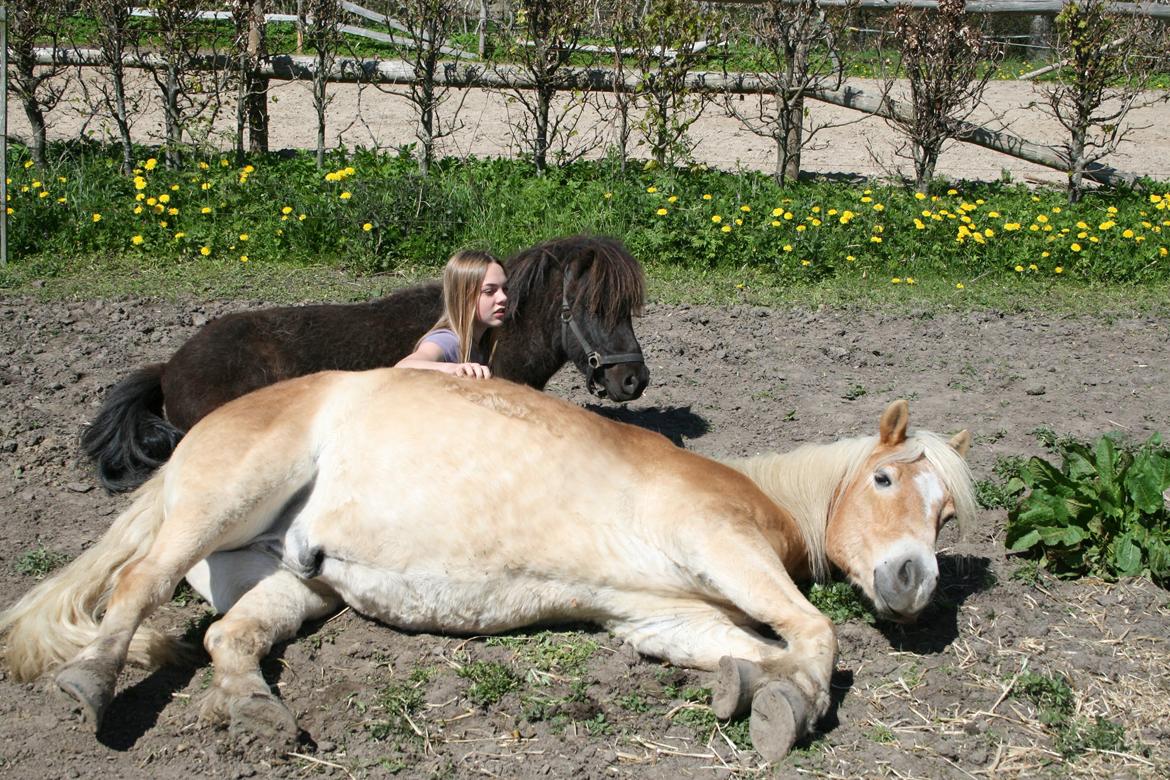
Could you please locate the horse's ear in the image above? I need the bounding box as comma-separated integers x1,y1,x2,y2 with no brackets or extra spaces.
879,399,910,446
949,430,972,458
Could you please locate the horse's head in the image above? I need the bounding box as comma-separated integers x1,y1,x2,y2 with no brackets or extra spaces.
825,400,975,623
508,236,649,402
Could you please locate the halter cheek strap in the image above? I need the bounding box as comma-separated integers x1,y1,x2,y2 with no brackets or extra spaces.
560,272,644,397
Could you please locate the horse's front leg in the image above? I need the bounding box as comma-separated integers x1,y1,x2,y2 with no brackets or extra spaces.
605,589,831,761
199,568,340,744
681,537,839,759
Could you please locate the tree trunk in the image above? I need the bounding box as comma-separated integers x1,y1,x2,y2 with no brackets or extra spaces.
247,1,269,153
19,96,49,171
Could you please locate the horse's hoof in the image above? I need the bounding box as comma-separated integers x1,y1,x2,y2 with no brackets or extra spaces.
55,659,119,731
749,681,806,762
227,692,299,745
711,656,766,720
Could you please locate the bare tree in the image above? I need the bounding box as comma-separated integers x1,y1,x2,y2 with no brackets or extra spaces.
1037,0,1170,202
880,0,1000,193
5,0,76,170
596,0,637,171
722,0,852,183
231,0,270,161
80,0,138,174
380,0,470,176
135,1,233,167
492,0,592,173
301,0,346,168
627,0,723,167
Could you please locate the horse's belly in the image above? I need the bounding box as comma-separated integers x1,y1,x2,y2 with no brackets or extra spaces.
318,558,602,633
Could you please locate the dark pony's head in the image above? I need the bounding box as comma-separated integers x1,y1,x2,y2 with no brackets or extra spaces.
505,235,649,401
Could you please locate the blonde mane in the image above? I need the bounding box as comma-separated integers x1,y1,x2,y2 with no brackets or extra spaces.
723,430,977,583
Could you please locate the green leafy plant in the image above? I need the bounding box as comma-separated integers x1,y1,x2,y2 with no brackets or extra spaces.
1012,670,1127,759
1005,433,1170,585
458,660,520,706
14,546,69,579
806,581,876,623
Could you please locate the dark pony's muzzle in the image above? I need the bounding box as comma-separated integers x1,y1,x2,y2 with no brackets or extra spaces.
586,353,649,401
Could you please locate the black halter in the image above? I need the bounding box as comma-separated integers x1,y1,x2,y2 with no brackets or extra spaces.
560,271,644,398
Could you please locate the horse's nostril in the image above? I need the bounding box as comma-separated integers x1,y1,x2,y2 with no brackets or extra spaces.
898,558,916,588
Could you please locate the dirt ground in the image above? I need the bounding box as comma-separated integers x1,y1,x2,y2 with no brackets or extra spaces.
1,292,1169,779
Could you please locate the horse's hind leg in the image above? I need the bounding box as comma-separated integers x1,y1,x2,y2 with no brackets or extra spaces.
55,544,198,730
199,569,339,744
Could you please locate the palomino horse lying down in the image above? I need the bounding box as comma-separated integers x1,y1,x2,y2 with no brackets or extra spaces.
0,372,974,760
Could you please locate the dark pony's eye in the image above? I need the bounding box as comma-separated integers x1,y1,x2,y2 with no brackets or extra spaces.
874,472,891,488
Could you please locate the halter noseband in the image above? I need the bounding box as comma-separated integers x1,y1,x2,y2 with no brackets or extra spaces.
561,271,644,398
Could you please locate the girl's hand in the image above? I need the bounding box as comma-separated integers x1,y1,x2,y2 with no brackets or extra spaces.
448,362,492,379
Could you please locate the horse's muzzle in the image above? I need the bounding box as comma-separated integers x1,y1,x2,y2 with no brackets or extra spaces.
873,551,938,622
591,360,649,402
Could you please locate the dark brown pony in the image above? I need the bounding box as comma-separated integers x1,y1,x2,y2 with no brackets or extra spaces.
82,234,648,493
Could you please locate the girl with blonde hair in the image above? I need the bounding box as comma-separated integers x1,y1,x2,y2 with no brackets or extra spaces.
396,249,508,378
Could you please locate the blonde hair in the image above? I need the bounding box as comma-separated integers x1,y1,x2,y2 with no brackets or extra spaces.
420,249,503,363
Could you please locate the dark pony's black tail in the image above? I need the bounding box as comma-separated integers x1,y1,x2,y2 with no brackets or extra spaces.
80,363,185,493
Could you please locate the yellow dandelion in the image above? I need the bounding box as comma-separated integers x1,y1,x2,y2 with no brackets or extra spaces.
199,162,210,170
955,282,965,289
343,167,355,177
873,203,885,212
363,222,373,231
243,165,255,174
783,245,793,252
668,196,678,203
946,189,958,196
711,214,722,223
240,255,249,262
735,218,743,226
740,205,751,213
282,206,293,215
1122,229,1135,238
201,182,212,191
702,194,712,201
892,277,903,284
1015,265,1024,272
131,235,144,245
200,246,211,256
1054,266,1063,273
174,232,186,240
870,236,882,244
144,158,158,171
914,192,926,200
770,220,781,227
914,219,926,230
159,194,170,204
801,259,811,266
721,225,732,233
239,233,249,241
604,192,612,200
772,207,783,217
340,191,352,200
656,208,668,216
646,186,657,193
133,206,143,215
1036,214,1049,224
201,207,212,214
92,213,102,223
133,177,147,190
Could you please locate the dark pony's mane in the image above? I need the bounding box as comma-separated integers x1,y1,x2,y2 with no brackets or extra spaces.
506,235,646,330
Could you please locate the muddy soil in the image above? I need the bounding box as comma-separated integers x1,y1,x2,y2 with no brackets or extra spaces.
1,292,1168,779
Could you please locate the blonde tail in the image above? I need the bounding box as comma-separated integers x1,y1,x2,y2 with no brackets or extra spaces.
0,475,179,681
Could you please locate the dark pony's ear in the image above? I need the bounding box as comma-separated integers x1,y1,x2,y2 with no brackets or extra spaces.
879,399,910,446
949,430,972,458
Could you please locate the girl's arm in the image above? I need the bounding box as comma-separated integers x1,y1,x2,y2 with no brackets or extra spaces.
396,342,492,378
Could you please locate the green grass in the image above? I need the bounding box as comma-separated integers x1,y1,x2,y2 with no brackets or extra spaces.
4,142,1169,309
805,581,876,624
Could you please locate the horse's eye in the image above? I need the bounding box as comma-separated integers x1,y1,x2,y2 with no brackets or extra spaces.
874,472,891,488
